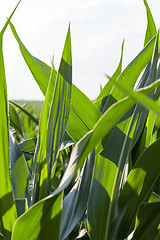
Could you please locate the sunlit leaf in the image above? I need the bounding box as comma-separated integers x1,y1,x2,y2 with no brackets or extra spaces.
9,22,101,142
32,24,72,202
11,193,63,240
0,1,21,238
9,103,23,137
143,0,157,47
95,40,124,111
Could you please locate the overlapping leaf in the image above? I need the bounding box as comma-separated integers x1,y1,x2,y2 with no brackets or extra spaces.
9,132,29,200
0,2,21,239
52,75,160,199
60,151,95,240
9,103,23,137
9,22,101,143
11,193,63,240
112,138,160,239
10,101,39,125
32,24,72,202
94,40,124,111
132,199,160,240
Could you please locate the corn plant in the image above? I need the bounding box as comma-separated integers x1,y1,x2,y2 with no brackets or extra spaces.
1,0,160,239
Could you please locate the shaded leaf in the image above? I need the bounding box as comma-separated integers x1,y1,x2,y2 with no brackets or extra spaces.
132,199,160,240
9,132,30,205
112,138,160,239
60,151,95,240
51,77,160,240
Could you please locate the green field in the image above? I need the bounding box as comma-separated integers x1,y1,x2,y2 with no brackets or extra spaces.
15,100,43,115
1,0,160,240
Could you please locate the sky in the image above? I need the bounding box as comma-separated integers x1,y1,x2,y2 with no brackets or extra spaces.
0,0,160,100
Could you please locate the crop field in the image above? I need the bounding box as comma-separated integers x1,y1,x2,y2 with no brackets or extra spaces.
1,0,160,240
15,101,43,115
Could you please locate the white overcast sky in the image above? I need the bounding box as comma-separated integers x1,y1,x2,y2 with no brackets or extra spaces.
0,0,160,100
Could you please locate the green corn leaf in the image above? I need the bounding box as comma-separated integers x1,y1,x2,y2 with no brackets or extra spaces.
95,40,124,111
92,38,159,238
14,199,28,219
90,39,159,228
143,44,160,148
53,33,160,200
132,199,160,240
51,77,160,234
108,76,160,117
9,21,56,99
0,2,21,238
19,137,37,161
88,154,118,240
59,133,75,151
52,81,157,198
60,151,95,240
32,24,72,202
9,132,30,203
11,193,63,240
131,44,159,153
145,103,160,148
9,22,101,142
102,35,156,113
9,103,23,137
148,192,160,203
53,37,160,239
67,86,101,141
10,101,39,125
118,30,159,166
108,33,160,119
1,0,21,36
112,137,160,239
143,0,157,47
0,34,15,239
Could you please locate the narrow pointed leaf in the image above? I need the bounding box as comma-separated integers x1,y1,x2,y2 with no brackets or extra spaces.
10,101,39,125
9,103,23,137
95,40,124,111
108,75,160,119
32,24,72,201
143,0,157,47
0,3,22,236
9,22,101,142
102,36,156,113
